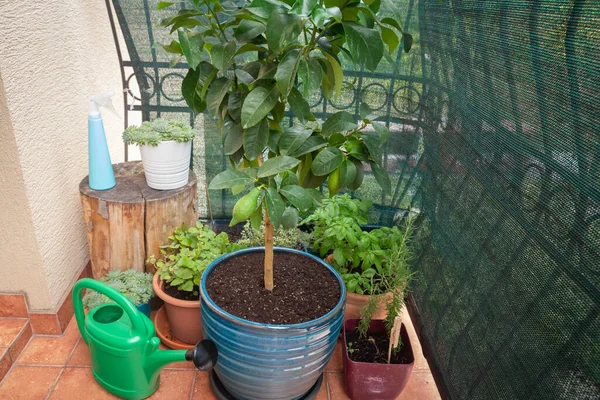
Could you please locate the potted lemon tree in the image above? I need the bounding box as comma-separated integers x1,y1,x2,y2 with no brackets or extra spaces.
158,0,411,398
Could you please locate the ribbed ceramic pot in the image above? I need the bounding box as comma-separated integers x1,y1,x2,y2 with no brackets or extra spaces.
140,140,191,190
200,247,346,400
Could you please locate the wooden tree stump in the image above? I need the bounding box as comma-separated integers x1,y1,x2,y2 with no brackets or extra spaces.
80,161,198,279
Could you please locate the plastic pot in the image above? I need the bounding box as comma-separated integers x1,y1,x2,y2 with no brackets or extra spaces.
140,140,191,190
136,298,152,318
200,247,346,400
152,273,203,344
343,319,414,400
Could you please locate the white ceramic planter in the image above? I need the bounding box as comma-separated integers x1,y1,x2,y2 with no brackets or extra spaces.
140,140,192,190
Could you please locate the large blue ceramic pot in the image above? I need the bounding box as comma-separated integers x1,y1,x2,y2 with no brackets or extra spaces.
200,247,346,400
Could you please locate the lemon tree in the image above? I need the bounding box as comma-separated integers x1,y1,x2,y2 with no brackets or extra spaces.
159,0,412,290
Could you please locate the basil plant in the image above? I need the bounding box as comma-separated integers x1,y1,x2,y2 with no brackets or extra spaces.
159,0,411,290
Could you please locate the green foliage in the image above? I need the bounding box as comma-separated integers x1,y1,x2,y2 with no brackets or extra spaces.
82,269,154,309
305,194,414,296
237,221,312,249
122,118,197,146
148,222,241,294
157,0,411,229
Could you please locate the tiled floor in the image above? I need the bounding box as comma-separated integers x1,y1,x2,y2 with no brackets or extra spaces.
0,310,441,399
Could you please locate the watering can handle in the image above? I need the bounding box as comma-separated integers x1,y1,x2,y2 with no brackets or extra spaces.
72,278,147,345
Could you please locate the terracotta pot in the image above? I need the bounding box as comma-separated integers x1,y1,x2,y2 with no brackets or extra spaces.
152,273,202,344
153,305,194,350
343,319,414,399
324,255,393,321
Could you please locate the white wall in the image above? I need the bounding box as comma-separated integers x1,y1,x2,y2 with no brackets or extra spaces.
0,0,124,310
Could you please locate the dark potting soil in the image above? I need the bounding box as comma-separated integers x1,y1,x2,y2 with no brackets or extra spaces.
346,329,412,364
213,224,243,242
206,252,341,324
163,284,199,301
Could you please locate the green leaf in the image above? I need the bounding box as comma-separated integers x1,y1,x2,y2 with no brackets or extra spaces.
290,0,317,16
222,119,244,155
279,127,312,156
236,43,267,56
343,22,383,72
287,136,327,158
235,70,256,86
306,187,325,205
257,156,301,178
339,158,357,188
312,147,344,176
372,122,390,145
381,26,399,56
258,62,278,81
322,111,356,137
206,77,230,115
266,8,301,54
321,52,343,100
211,41,236,71
156,1,173,9
324,0,344,7
362,131,382,166
381,17,403,33
182,68,205,114
209,169,253,190
279,185,312,210
359,103,372,120
249,207,263,230
241,85,280,129
228,91,244,121
281,207,299,229
348,159,364,190
180,281,194,291
298,58,323,99
288,87,313,123
247,0,291,19
312,6,328,28
234,20,266,41
162,40,182,54
275,49,302,98
370,161,391,194
243,118,270,160
281,171,299,187
403,33,413,53
178,30,203,69
265,187,285,229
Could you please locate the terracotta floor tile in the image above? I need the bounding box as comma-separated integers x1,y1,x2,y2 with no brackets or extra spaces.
398,370,442,400
402,308,430,371
48,367,119,399
191,371,218,400
165,359,196,369
0,347,11,382
8,321,32,363
29,313,60,335
147,369,195,399
0,365,61,399
17,318,79,365
314,374,329,400
0,294,28,318
325,372,350,400
325,339,343,372
0,318,28,347
66,338,91,366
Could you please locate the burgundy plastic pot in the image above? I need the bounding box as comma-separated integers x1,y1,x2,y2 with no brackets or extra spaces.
343,319,414,400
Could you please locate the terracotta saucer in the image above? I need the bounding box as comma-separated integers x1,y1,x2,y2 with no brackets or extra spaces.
153,305,194,350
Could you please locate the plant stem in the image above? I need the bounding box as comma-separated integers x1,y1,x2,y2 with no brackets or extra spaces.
264,210,274,291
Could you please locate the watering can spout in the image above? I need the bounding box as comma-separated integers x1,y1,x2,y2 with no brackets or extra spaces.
145,339,218,377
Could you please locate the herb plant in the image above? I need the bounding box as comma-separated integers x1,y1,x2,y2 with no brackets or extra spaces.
237,221,312,249
82,269,154,309
122,118,197,146
148,222,241,294
158,0,411,290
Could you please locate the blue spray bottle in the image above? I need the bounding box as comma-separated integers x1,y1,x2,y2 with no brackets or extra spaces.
88,91,117,190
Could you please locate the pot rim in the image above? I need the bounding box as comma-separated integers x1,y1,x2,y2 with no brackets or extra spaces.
343,318,415,367
139,140,193,146
201,246,347,329
153,273,200,308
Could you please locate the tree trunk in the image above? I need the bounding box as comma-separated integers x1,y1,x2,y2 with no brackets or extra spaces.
264,212,274,291
80,161,198,279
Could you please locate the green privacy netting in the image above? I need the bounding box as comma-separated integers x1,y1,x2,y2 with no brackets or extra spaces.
110,0,599,398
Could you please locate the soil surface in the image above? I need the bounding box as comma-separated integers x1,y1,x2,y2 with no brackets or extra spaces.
163,284,199,301
213,223,243,242
206,252,341,324
346,329,412,364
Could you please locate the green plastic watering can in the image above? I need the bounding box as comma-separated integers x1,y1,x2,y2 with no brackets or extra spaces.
73,278,217,399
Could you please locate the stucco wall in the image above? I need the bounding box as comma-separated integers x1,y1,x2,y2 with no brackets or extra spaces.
0,1,124,310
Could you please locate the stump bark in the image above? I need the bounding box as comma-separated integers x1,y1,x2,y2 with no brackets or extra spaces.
80,161,198,279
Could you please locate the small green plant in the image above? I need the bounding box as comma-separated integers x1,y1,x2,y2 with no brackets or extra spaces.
237,221,312,250
82,269,154,309
347,342,355,355
122,118,196,146
148,222,241,294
